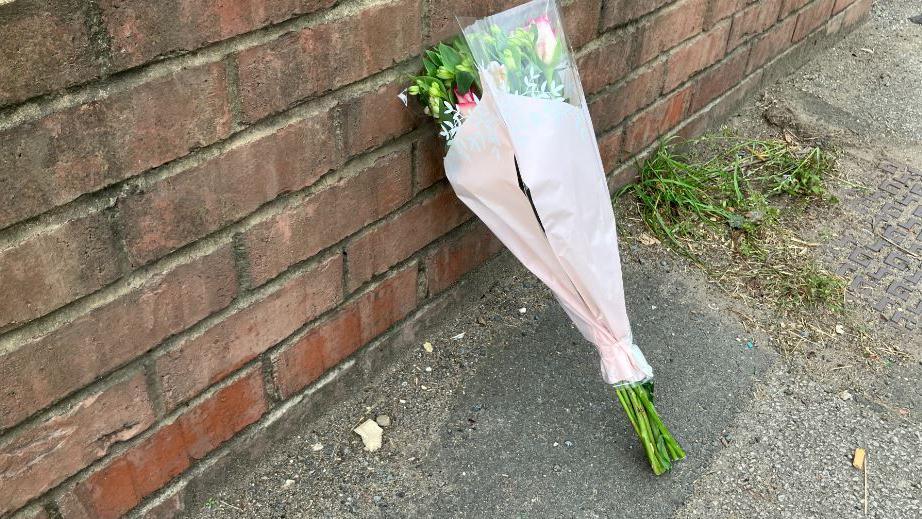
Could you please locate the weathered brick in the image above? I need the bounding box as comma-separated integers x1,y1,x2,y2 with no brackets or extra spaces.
345,185,470,290
0,0,101,107
577,27,636,96
792,0,834,41
59,457,137,519
236,0,422,122
98,0,337,70
832,0,856,15
339,79,423,158
415,132,446,193
689,46,750,113
779,0,811,18
601,0,671,30
598,129,625,173
119,111,338,266
0,211,122,330
623,85,692,154
177,367,268,459
155,254,342,410
747,14,797,73
242,149,412,287
272,265,418,398
664,21,731,92
589,62,664,132
825,8,846,34
0,62,232,230
561,0,602,49
0,373,155,515
138,485,186,519
706,0,747,26
11,505,49,519
841,0,871,29
636,0,708,64
0,245,236,429
428,0,519,43
59,422,190,519
678,68,762,140
727,0,783,49
425,223,502,295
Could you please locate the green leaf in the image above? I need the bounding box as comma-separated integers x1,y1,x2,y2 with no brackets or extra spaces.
426,49,442,67
422,57,436,75
455,70,474,94
439,43,462,68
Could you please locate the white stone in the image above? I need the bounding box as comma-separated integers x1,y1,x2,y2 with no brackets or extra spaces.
354,419,384,451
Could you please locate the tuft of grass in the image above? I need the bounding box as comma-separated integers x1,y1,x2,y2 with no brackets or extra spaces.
619,134,843,311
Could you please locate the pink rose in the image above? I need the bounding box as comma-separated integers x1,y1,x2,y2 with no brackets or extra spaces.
531,15,558,65
454,87,478,117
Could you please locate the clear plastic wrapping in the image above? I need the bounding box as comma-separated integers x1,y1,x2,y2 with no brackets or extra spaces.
445,0,653,385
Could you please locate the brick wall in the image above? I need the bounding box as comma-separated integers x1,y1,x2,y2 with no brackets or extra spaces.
0,0,871,516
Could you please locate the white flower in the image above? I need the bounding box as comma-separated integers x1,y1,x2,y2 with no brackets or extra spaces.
486,61,508,92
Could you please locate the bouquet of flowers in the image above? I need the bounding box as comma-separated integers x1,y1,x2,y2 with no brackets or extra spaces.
405,0,685,474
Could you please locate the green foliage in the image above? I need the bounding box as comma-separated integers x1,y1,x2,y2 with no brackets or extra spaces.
620,134,844,310
408,38,479,125
620,136,835,249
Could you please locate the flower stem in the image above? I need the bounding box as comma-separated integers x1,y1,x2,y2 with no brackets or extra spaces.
614,382,685,475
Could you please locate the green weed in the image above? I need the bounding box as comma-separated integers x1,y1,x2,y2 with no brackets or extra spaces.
620,134,843,311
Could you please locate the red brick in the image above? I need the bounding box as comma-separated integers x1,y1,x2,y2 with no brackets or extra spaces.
0,62,232,230
841,0,871,29
577,27,636,96
0,211,122,330
825,8,846,34
779,0,810,18
664,21,731,92
424,223,502,295
623,85,692,154
155,254,342,410
241,149,412,287
601,0,671,30
98,0,337,70
339,79,423,158
345,185,471,290
272,265,418,397
636,0,709,64
60,422,191,519
0,373,154,515
689,46,750,113
727,0,783,49
793,0,834,41
415,132,446,192
236,0,422,122
561,0,602,49
598,129,625,173
706,0,747,26
119,111,338,266
747,14,796,73
177,367,268,459
832,0,856,15
60,458,137,519
0,246,236,430
0,0,100,106
428,0,520,43
589,62,664,132
679,67,763,140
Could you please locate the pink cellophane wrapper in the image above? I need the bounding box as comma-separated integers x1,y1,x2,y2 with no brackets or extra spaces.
445,0,653,385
